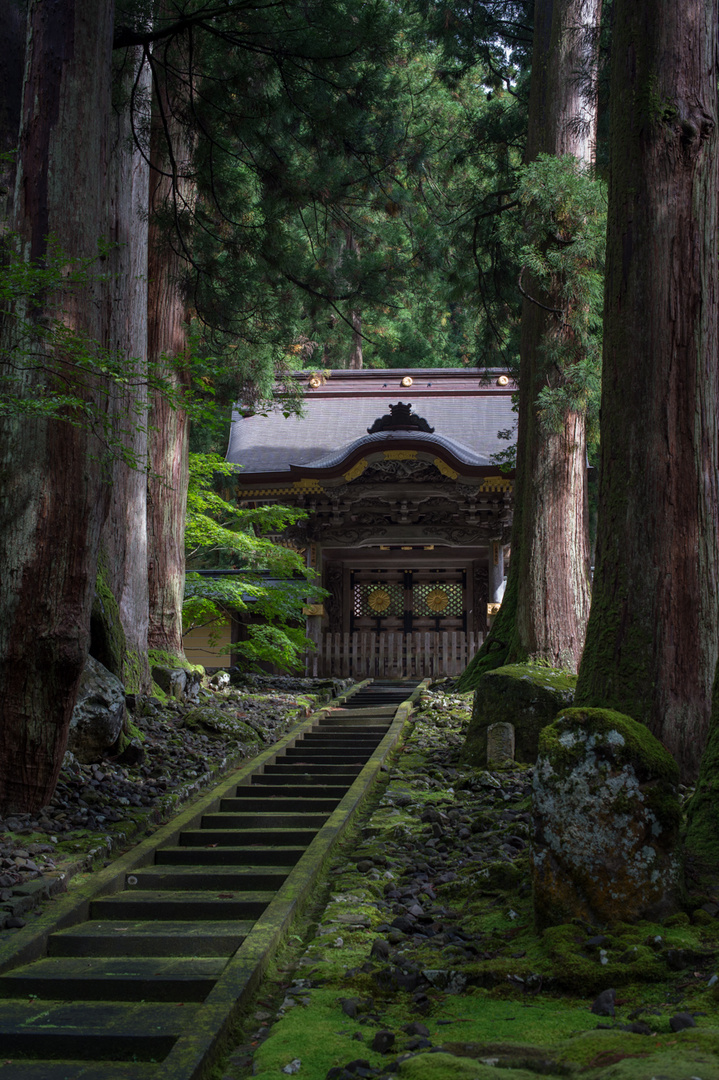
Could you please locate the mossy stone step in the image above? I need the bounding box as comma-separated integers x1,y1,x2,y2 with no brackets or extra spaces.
178,828,318,846
48,919,253,957
126,865,289,890
0,956,227,1002
281,749,374,760
154,844,305,865
0,999,200,1058
252,770,361,783
200,811,329,829
90,889,275,920
239,784,348,798
220,796,341,812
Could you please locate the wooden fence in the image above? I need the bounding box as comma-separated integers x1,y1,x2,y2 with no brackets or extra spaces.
305,631,483,680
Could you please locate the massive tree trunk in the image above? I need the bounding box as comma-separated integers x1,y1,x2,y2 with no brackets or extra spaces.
458,0,599,688
146,79,194,660
0,1,116,813
574,0,719,778
0,0,25,219
99,46,152,692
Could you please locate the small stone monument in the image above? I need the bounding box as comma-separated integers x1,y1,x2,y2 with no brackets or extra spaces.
486,721,515,764
532,707,680,928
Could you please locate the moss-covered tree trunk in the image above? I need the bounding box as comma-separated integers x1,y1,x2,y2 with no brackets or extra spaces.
458,0,598,689
574,0,719,778
146,73,193,661
0,0,116,813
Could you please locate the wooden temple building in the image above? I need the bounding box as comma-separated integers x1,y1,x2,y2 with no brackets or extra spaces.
197,367,515,680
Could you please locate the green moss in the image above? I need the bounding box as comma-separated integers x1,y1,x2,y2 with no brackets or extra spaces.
540,923,666,993
538,708,680,790
462,664,577,766
122,648,145,694
182,705,262,744
684,673,719,900
89,555,126,679
147,648,204,675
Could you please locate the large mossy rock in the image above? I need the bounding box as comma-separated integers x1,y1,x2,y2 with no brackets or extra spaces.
532,707,681,929
461,664,576,766
68,656,126,763
182,705,263,748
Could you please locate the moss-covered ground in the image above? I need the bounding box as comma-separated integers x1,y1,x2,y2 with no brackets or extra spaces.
217,687,719,1080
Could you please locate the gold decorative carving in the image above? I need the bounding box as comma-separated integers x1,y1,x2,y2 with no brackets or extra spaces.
401,376,413,386
434,457,459,480
291,478,325,492
426,587,449,613
344,458,368,481
384,449,417,461
487,602,502,616
497,375,509,386
479,476,513,493
302,603,325,616
368,588,391,613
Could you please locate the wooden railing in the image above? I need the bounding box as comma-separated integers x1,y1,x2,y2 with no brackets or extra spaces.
305,630,483,680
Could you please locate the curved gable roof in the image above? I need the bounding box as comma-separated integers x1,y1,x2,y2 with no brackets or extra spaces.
226,368,516,478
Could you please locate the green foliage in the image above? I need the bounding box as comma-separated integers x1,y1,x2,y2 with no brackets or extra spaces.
512,154,607,438
182,453,325,671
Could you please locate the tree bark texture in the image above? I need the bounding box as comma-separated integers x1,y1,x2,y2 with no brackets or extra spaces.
459,0,598,687
0,1,116,812
100,46,151,691
146,81,193,658
514,0,598,672
0,1,26,220
574,0,719,777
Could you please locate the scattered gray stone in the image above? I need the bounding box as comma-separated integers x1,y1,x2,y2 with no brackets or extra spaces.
591,989,616,1017
371,1031,395,1053
370,939,390,960
403,1021,429,1036
670,1012,696,1032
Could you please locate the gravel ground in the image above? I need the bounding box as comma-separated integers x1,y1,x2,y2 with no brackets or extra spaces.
0,673,346,931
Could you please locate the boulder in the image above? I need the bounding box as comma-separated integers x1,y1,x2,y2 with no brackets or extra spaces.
531,707,681,928
68,656,126,763
461,664,576,766
182,705,263,746
152,664,202,704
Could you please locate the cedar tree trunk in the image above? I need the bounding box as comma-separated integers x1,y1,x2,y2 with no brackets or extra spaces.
574,0,719,778
99,45,152,692
458,0,599,687
0,1,116,813
146,81,193,659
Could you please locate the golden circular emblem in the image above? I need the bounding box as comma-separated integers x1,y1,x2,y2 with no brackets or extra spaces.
308,376,322,388
368,588,391,613
497,375,509,386
426,587,449,613
401,376,413,387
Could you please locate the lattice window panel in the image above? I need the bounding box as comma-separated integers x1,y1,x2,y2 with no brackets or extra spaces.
354,582,404,618
414,581,463,617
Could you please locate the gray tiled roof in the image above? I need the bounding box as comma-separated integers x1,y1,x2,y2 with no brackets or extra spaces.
227,381,516,475
300,430,494,469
